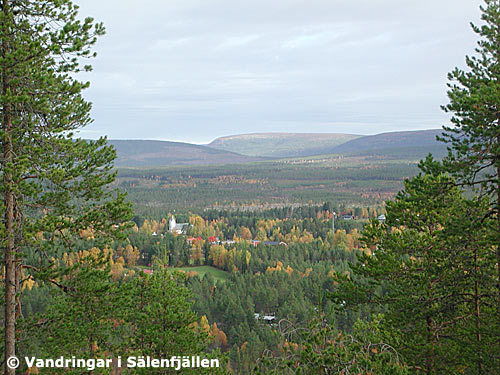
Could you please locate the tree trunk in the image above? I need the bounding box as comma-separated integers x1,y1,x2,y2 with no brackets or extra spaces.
2,1,16,373
2,69,16,375
497,173,500,369
426,315,435,375
3,183,16,375
474,247,482,375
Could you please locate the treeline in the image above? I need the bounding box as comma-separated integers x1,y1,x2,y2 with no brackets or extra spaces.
116,159,413,215
203,202,383,222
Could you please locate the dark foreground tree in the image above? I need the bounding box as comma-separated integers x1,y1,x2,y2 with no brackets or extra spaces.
25,266,227,375
440,0,500,361
22,266,227,375
122,270,227,375
0,1,131,373
332,160,498,373
23,255,123,375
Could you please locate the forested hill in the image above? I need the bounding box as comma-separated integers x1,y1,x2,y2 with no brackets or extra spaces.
208,129,447,160
109,140,264,167
329,129,447,158
207,132,361,157
108,129,447,167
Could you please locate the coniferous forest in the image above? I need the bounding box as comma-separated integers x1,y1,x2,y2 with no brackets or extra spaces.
2,0,500,374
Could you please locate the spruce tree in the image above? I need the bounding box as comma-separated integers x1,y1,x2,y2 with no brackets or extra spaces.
0,1,131,373
440,0,500,362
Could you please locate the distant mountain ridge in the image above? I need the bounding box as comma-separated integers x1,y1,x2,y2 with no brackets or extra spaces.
207,132,361,157
107,129,447,167
332,129,442,152
330,129,447,158
207,129,446,159
109,140,263,167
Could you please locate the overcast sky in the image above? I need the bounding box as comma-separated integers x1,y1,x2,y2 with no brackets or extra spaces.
75,0,483,144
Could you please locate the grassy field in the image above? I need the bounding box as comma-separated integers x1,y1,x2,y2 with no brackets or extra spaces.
170,266,229,283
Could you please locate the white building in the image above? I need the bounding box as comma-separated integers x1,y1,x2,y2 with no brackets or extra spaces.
169,215,189,234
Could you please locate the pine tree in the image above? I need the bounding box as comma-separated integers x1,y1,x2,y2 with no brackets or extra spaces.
0,1,131,373
440,0,500,361
255,314,408,375
26,256,124,375
332,161,497,373
122,270,227,375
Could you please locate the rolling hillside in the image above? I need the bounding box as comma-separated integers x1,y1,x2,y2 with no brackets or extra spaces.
109,129,448,167
109,140,264,167
207,133,361,157
330,129,447,159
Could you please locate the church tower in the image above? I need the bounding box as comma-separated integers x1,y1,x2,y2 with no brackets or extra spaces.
169,216,176,233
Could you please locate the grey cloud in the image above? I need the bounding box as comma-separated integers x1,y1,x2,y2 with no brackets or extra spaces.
76,0,483,143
